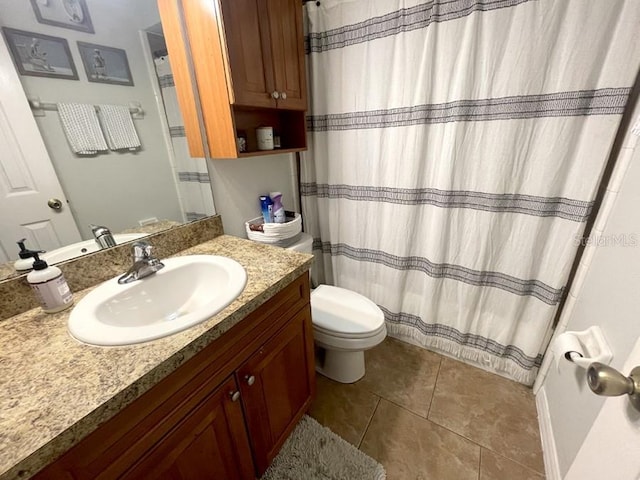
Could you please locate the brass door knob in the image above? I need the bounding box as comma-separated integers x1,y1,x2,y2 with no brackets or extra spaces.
587,362,640,411
48,198,63,210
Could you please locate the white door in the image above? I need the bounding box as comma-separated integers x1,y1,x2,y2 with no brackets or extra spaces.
0,34,81,263
565,336,640,480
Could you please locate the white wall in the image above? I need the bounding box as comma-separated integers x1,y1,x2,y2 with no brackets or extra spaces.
538,119,640,477
0,0,183,239
207,154,299,238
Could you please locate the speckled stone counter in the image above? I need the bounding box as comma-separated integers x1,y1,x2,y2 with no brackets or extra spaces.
0,235,312,479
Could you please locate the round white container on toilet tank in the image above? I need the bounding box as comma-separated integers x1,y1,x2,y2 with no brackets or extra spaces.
256,126,274,150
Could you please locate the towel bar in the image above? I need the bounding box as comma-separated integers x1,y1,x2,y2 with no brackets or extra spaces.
28,97,144,119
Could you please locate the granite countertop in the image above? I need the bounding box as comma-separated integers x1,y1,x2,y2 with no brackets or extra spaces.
0,235,313,479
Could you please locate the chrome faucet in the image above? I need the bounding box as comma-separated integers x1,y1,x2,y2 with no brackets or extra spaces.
90,224,116,249
118,241,165,284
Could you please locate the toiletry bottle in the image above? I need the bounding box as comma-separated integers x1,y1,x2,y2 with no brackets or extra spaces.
260,195,274,223
27,252,74,313
270,192,286,223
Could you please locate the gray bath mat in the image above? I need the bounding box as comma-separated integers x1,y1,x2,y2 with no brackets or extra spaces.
262,415,386,480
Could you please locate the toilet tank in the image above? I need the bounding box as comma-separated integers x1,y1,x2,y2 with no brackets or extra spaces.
287,233,314,285
286,233,313,254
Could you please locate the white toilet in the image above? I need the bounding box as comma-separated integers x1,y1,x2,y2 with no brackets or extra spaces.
287,233,387,383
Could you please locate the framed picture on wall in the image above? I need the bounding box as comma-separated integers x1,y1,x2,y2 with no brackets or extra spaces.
77,42,134,86
30,0,94,34
1,28,79,80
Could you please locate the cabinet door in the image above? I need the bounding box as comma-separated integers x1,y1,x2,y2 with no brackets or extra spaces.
237,307,315,475
221,0,277,108
122,376,254,480
267,0,307,110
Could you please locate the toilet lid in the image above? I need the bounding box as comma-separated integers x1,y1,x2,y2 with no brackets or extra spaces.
311,285,385,335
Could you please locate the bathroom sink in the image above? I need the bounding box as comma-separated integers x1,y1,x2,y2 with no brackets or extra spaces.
68,255,247,346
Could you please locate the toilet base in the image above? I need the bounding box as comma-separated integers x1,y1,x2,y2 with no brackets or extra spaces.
315,347,365,384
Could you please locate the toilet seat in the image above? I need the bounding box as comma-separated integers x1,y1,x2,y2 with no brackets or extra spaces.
311,285,385,335
313,322,387,340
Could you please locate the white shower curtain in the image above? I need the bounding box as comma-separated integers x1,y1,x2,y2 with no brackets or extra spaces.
154,55,215,221
301,0,640,384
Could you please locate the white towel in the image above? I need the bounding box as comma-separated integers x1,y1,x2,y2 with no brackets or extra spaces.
98,104,141,151
57,103,108,155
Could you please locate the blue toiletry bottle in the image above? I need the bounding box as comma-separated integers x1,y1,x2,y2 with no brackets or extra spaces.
260,195,274,223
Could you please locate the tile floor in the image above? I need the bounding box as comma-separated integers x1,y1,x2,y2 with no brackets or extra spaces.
309,337,545,480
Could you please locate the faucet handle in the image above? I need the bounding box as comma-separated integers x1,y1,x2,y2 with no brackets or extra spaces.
132,241,153,261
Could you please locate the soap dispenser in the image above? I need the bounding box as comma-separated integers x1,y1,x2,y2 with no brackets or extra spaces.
14,239,43,271
26,252,74,313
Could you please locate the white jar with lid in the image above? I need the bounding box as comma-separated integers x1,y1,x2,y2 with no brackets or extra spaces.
256,126,274,150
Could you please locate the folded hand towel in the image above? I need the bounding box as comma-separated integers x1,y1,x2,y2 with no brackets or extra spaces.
57,103,108,155
98,104,141,151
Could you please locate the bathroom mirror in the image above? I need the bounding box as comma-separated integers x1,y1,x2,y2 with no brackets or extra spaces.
0,0,215,281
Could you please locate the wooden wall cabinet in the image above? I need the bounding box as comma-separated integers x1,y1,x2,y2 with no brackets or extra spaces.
35,275,315,479
158,0,308,159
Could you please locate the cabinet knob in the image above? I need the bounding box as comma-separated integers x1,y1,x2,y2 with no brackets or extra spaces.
245,375,255,386
271,91,280,99
280,92,287,100
229,390,241,402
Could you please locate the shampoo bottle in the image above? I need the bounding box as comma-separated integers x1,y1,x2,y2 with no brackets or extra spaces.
27,252,74,313
270,192,286,223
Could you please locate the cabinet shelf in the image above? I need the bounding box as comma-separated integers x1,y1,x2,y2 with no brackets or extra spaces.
237,147,306,158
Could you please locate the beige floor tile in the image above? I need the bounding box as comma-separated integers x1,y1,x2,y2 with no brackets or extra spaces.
309,374,380,446
360,399,480,480
480,448,544,480
429,357,544,473
358,337,442,417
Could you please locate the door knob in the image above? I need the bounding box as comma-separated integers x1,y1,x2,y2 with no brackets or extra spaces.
271,91,280,99
245,374,255,386
229,390,241,402
280,92,287,100
48,198,63,210
587,362,640,411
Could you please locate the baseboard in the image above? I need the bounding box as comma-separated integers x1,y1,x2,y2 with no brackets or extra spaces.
535,387,562,480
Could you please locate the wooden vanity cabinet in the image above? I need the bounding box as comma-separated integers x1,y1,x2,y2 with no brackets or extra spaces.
34,274,315,480
238,308,314,474
122,376,255,480
158,0,307,159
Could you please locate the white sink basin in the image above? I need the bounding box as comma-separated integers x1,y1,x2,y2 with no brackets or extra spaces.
15,233,148,270
68,255,247,346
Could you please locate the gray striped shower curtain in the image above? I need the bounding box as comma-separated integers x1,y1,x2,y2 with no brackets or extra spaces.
154,55,215,221
300,0,640,384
